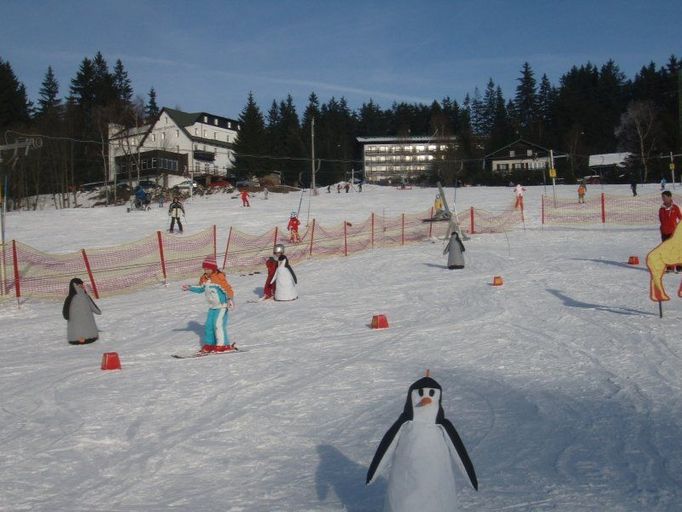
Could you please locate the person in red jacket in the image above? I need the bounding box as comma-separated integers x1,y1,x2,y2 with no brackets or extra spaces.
659,191,682,242
287,212,301,243
263,244,284,300
659,190,682,272
240,189,250,207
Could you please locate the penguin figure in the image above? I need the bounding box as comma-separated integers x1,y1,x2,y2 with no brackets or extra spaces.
443,231,465,269
366,372,477,512
273,254,298,301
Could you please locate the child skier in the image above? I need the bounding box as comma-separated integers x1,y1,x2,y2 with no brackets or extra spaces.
287,212,301,243
263,243,285,300
240,189,251,207
63,278,102,345
443,231,465,269
182,256,235,353
577,182,586,204
168,196,185,233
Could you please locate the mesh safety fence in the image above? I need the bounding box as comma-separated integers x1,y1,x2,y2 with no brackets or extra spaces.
5,197,649,302
5,227,215,300
542,193,661,225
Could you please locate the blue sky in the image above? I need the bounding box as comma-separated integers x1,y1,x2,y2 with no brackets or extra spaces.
1,0,680,119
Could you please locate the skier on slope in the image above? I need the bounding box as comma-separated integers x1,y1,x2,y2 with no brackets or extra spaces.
263,244,285,300
287,212,301,243
181,256,236,353
168,196,185,233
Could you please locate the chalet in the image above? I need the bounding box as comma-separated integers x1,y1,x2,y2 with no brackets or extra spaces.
108,107,241,186
485,139,564,178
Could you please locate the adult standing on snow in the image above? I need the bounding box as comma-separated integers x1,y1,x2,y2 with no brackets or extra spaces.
443,231,465,269
659,191,681,242
168,196,185,233
63,278,101,345
274,254,298,301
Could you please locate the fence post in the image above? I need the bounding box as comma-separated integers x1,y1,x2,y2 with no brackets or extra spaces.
273,226,279,251
470,207,475,234
213,225,217,259
309,218,316,257
344,221,348,256
541,195,545,225
401,213,405,245
371,212,375,249
428,207,434,238
81,249,99,299
12,240,20,302
222,227,232,271
157,231,167,285
601,193,606,224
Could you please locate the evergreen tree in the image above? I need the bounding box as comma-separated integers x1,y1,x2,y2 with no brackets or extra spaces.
37,65,61,118
145,87,159,122
357,99,387,136
0,58,30,131
69,57,96,110
514,62,538,137
233,92,267,176
536,73,555,145
112,59,133,107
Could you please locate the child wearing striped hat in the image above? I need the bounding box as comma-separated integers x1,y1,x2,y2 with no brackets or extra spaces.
182,256,236,353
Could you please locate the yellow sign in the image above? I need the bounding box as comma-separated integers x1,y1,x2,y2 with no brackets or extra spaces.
670,163,675,171
548,168,557,178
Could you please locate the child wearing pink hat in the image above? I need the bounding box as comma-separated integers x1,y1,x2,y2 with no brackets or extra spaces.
182,256,235,353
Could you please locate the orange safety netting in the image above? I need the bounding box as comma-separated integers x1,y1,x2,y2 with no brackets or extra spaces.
3,207,526,301
542,193,660,225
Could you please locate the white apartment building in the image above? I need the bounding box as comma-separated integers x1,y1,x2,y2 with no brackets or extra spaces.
357,135,458,183
108,107,240,185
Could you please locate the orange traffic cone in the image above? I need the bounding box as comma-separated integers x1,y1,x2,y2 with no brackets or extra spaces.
371,314,389,329
492,276,504,286
101,352,121,370
628,256,639,265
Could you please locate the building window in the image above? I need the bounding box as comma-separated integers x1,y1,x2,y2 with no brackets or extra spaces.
176,130,180,138
203,116,208,123
214,118,218,126
161,132,166,140
151,158,157,168
194,128,198,136
228,122,232,129
509,150,516,157
151,134,156,142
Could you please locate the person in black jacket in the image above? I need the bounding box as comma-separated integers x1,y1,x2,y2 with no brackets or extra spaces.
168,196,185,233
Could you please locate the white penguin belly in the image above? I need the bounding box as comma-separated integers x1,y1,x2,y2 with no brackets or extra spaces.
385,422,458,512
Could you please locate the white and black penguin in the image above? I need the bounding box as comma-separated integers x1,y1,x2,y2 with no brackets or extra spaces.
273,254,298,301
366,372,477,512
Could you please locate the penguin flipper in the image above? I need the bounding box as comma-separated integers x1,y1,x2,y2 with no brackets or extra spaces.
439,420,478,491
366,416,406,485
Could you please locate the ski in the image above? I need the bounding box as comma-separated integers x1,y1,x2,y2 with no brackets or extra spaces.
171,347,246,359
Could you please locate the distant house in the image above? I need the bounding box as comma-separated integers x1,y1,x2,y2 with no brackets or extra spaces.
485,139,561,177
108,107,241,185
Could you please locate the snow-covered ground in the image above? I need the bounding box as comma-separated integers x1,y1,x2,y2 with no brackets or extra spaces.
1,184,681,511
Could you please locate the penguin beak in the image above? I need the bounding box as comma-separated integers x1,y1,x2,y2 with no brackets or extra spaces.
416,397,432,407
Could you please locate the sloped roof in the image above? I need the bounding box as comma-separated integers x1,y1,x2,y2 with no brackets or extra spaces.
485,138,557,159
588,152,631,168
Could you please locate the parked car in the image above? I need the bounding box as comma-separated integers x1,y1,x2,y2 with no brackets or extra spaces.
173,179,198,190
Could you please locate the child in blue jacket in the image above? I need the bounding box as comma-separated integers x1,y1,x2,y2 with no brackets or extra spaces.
182,256,235,353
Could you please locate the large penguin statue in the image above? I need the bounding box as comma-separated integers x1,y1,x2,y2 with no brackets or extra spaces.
273,254,298,301
366,372,478,512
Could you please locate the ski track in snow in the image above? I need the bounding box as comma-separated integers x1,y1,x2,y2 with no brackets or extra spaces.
1,184,681,511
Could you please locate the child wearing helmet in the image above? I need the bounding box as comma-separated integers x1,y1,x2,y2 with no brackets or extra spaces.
263,244,285,300
287,212,301,243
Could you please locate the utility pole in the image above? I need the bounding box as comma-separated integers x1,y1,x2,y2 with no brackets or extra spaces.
549,149,557,207
311,116,317,195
